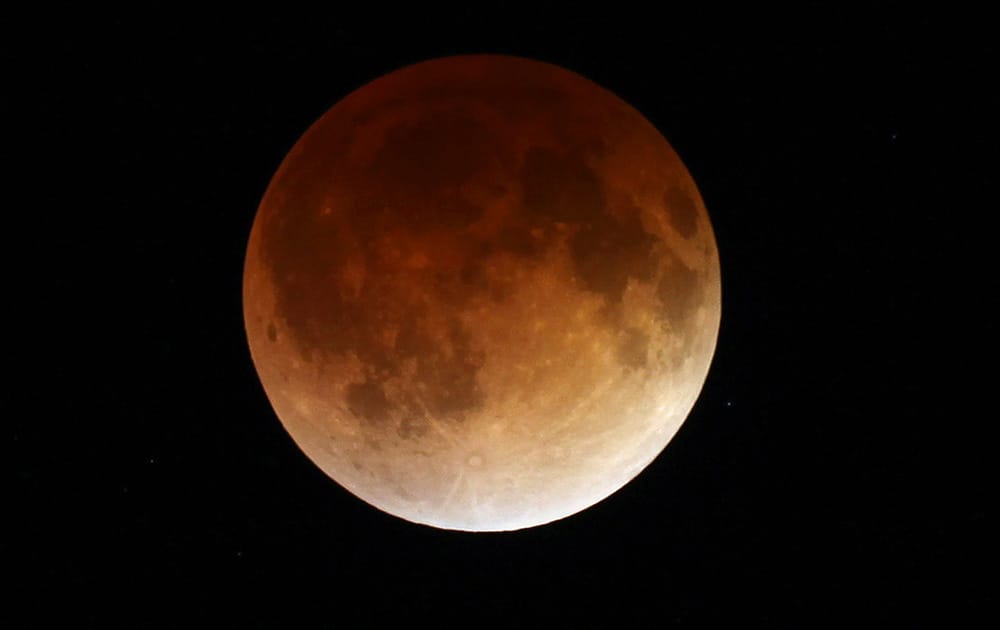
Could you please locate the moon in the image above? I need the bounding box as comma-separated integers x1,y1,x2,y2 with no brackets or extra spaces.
243,55,721,531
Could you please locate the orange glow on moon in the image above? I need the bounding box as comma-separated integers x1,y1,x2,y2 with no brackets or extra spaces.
243,55,721,531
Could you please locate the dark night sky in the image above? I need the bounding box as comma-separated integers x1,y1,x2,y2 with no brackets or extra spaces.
9,4,992,626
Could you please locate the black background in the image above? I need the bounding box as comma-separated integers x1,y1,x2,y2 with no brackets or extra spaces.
10,4,991,626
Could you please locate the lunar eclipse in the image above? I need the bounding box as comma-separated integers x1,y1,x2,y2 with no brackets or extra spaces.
243,54,721,531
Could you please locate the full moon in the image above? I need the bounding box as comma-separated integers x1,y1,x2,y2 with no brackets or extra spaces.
243,55,721,531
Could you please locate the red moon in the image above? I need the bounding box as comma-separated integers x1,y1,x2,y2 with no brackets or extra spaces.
243,55,721,531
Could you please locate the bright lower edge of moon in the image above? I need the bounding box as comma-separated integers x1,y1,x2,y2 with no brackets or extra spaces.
243,55,721,531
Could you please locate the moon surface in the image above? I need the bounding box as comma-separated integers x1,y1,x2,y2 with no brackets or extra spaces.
243,55,721,531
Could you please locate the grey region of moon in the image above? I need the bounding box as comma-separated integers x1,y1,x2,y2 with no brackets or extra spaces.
243,55,721,531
